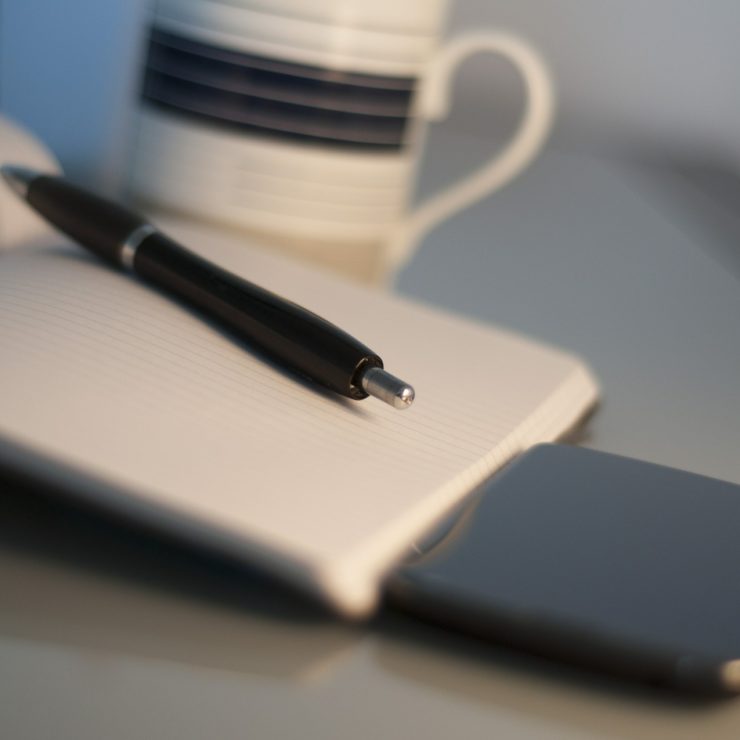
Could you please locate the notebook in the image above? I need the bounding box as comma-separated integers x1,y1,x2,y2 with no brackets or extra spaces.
0,118,599,616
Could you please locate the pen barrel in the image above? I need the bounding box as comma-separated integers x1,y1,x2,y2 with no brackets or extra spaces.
134,234,382,398
27,176,145,266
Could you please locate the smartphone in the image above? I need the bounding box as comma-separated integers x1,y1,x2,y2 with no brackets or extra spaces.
387,444,740,695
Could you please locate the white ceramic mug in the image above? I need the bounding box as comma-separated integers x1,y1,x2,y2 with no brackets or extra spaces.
129,0,554,283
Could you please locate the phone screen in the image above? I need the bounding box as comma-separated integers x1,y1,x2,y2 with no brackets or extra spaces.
387,444,740,694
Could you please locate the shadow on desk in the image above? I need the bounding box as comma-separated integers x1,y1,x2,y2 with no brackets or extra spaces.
631,155,740,283
2,461,738,736
370,614,738,740
0,462,361,685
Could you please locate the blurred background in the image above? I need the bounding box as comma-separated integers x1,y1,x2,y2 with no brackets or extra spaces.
3,5,740,737
2,0,739,187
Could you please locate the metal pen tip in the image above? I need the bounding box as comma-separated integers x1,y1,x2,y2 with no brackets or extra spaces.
360,366,415,410
0,165,40,199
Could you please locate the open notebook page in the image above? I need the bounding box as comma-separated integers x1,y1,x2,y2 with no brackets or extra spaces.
0,116,62,251
0,219,598,615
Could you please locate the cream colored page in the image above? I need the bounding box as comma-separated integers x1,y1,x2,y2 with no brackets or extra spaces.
0,116,62,251
0,226,597,613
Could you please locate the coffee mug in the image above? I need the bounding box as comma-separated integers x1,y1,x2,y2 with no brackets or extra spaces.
128,0,554,283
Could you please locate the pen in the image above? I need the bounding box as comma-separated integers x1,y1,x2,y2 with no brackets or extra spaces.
1,165,415,410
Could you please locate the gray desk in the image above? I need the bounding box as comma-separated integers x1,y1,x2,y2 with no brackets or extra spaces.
2,132,740,739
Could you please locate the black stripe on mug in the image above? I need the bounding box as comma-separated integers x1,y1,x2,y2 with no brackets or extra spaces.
141,26,417,150
148,27,417,91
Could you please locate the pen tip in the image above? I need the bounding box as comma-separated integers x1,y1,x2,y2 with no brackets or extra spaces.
360,367,415,410
396,384,415,409
0,165,40,199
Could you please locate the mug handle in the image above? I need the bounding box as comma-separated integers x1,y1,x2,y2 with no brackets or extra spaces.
385,31,555,275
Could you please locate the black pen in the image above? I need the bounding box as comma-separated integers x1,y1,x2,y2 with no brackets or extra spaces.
1,166,415,410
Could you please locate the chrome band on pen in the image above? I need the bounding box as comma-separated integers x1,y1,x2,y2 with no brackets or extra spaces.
119,224,156,271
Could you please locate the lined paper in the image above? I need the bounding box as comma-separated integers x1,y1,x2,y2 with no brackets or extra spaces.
0,226,598,614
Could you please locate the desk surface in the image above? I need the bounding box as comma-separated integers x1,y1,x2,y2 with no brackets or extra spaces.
2,132,740,739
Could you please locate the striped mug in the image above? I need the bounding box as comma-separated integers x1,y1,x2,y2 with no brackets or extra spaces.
129,0,554,284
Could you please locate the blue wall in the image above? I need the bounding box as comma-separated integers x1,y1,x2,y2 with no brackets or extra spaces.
1,0,149,189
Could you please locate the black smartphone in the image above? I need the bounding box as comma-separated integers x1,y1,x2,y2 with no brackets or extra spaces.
387,444,740,695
